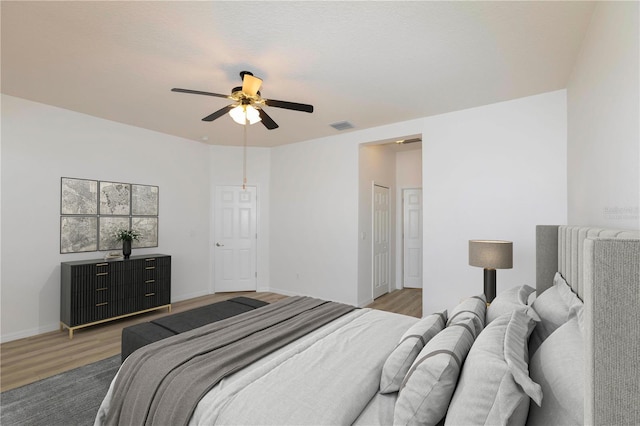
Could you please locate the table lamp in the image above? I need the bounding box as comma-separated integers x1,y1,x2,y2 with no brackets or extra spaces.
469,240,513,302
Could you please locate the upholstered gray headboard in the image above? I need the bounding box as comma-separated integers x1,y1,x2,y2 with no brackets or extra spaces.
536,225,640,426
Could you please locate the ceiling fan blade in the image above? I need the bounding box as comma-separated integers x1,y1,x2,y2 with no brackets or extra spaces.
242,74,263,96
258,109,279,130
265,98,314,113
202,105,234,122
172,88,230,99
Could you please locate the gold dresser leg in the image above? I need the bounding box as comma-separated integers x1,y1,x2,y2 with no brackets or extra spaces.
61,322,74,339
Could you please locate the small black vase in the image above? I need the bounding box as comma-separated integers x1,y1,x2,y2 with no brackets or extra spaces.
122,240,132,259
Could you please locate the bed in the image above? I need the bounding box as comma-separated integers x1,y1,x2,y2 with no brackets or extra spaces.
95,225,639,425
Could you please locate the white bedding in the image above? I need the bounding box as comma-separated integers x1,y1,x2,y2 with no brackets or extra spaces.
96,308,417,425
352,392,397,426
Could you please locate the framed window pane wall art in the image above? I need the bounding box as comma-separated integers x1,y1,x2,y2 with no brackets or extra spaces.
98,216,131,251
132,184,159,216
60,177,159,254
60,216,98,253
99,181,131,216
61,177,98,215
132,217,158,248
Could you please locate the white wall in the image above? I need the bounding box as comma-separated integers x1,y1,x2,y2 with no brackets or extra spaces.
422,90,568,314
1,95,212,341
209,145,271,290
269,136,360,304
1,89,570,340
395,149,422,289
358,144,397,307
567,1,640,230
396,149,422,188
268,91,567,314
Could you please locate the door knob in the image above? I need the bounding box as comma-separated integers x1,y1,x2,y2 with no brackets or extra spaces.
216,242,224,247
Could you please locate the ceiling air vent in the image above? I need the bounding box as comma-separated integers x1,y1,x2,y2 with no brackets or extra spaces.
330,121,354,131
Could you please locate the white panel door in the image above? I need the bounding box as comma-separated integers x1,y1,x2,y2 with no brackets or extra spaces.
373,184,390,299
403,188,423,288
214,186,257,292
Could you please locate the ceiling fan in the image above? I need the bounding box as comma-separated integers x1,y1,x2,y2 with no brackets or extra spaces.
171,71,314,130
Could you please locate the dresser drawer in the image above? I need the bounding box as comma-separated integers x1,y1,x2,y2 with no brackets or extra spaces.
70,299,124,326
139,290,170,310
71,284,110,308
61,254,171,337
70,263,111,289
141,257,169,279
70,273,111,293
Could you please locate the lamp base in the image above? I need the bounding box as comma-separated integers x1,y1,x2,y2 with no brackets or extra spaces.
484,268,497,303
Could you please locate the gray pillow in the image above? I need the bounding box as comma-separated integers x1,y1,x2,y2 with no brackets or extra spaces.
486,285,539,324
380,311,447,394
529,272,583,355
445,310,542,426
526,317,583,426
394,317,477,426
446,295,486,336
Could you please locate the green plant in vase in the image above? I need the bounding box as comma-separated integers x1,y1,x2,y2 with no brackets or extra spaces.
115,229,141,259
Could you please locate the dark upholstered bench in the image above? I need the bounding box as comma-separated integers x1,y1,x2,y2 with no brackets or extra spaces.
121,296,268,362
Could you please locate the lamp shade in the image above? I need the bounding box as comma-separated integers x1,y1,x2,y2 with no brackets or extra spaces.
469,240,513,269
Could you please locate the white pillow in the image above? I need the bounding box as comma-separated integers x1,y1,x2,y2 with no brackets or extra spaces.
445,310,542,426
529,272,583,355
446,295,486,337
486,285,539,324
526,317,584,426
380,311,447,393
394,317,477,426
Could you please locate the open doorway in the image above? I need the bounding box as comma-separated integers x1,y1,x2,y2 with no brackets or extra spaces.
357,135,422,310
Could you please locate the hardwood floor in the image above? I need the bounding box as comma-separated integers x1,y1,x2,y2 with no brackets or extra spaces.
0,288,421,392
368,287,422,318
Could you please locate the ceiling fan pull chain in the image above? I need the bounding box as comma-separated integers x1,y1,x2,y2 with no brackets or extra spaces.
243,118,247,190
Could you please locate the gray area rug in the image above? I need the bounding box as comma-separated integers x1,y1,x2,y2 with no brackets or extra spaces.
0,355,119,426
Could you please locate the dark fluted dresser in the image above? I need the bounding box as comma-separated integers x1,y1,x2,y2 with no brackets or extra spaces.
60,254,171,338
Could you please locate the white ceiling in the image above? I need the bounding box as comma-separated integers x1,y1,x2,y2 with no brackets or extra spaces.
1,1,595,148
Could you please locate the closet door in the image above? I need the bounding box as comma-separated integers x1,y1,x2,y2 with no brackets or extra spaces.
403,188,423,288
373,184,390,299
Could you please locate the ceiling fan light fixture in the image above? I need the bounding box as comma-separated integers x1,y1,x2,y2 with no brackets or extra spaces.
230,105,262,125
245,105,261,124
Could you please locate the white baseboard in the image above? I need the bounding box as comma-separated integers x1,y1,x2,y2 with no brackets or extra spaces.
358,298,374,308
1,290,211,343
264,286,305,298
171,290,210,302
1,323,60,343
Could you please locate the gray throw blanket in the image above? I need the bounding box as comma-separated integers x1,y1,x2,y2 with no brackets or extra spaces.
104,296,355,426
